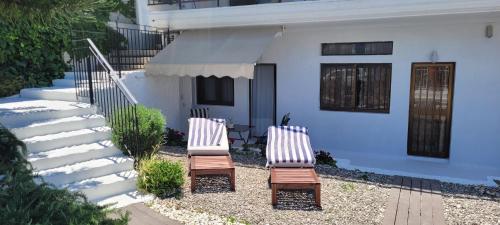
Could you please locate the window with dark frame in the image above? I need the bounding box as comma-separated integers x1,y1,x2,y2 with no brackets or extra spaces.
196,76,234,106
320,63,392,113
322,42,393,55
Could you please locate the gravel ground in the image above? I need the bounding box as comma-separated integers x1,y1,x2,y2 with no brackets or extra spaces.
148,146,500,225
441,182,500,225
148,146,392,225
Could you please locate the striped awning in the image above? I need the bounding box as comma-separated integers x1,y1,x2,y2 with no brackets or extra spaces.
188,118,226,147
266,126,315,168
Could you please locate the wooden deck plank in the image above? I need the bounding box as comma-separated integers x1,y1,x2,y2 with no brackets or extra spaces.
430,180,446,225
382,176,403,225
420,179,433,225
395,177,412,225
408,178,421,225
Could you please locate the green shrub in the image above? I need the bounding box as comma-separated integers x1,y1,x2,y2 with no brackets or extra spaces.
314,150,337,167
0,125,129,225
164,127,186,147
111,105,165,160
0,0,133,97
137,158,184,197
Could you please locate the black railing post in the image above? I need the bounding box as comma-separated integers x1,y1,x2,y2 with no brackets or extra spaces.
217,0,220,7
115,21,123,78
178,0,182,9
86,57,95,105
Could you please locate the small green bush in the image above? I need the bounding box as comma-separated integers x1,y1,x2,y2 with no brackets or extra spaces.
111,105,165,161
315,150,337,167
137,158,184,197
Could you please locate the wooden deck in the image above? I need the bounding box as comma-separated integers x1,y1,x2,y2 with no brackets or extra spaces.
383,177,446,225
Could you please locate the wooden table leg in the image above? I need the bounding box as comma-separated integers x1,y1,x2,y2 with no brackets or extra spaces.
191,170,196,192
230,168,236,191
272,184,277,206
315,184,321,207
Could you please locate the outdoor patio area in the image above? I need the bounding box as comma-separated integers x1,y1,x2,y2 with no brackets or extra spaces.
145,146,499,225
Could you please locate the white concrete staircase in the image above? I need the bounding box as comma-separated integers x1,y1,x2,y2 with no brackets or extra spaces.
0,72,151,208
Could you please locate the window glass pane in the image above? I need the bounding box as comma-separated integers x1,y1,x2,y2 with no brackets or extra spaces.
320,63,391,113
196,76,234,106
322,42,393,55
203,77,217,101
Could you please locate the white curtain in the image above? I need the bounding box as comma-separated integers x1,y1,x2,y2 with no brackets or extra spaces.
251,65,275,136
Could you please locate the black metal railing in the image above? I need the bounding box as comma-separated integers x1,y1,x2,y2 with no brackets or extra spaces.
72,24,173,77
148,0,311,9
71,38,142,165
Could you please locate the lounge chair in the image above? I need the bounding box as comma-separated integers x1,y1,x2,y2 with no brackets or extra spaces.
266,126,321,207
187,118,235,192
190,107,209,118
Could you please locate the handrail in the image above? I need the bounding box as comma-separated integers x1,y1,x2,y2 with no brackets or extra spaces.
86,39,138,104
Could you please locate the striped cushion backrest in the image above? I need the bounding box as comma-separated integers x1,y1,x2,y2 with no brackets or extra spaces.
266,126,315,166
190,108,209,118
188,118,226,147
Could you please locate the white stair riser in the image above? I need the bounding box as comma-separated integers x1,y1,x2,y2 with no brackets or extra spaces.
84,178,137,202
53,79,108,88
27,130,111,153
64,72,75,80
0,108,93,128
20,89,77,102
52,79,76,87
31,147,122,171
43,160,133,186
12,117,106,139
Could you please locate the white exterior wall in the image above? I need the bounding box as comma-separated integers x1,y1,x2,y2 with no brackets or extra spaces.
256,17,500,169
121,72,184,130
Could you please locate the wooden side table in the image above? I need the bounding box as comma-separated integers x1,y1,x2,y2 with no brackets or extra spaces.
190,155,235,192
271,168,321,207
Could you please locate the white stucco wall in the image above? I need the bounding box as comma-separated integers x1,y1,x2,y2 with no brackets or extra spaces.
121,72,183,130
256,16,500,169
122,13,499,182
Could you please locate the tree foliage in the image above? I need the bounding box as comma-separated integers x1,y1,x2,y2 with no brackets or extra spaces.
0,0,134,97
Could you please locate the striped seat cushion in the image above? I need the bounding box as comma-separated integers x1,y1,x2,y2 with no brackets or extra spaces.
190,108,209,118
266,126,315,168
188,118,226,147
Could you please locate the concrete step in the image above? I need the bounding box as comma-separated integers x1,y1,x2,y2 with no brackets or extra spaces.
29,140,121,170
63,170,138,201
109,49,160,57
108,56,152,65
96,191,154,208
11,114,105,139
38,156,134,186
20,87,77,102
0,99,93,128
52,79,76,87
64,72,75,80
24,126,111,153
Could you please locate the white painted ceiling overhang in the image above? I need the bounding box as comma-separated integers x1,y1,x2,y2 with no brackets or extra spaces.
145,27,281,79
149,0,500,30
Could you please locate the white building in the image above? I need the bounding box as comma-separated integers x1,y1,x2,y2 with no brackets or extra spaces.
124,0,500,185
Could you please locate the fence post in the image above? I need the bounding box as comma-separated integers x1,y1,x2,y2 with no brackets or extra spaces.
114,21,123,78
86,57,95,105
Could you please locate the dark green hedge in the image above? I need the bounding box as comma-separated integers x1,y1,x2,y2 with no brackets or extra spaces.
0,0,133,97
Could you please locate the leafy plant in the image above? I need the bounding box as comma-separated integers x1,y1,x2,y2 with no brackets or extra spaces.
164,127,186,147
314,150,337,167
280,113,291,126
0,125,129,225
340,183,356,192
0,0,132,97
137,158,185,198
111,105,165,161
